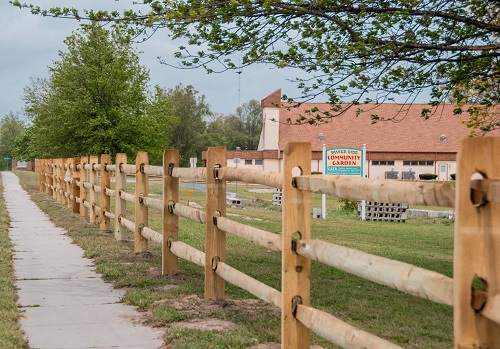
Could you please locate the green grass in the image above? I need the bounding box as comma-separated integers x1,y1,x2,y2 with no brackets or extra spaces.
14,171,454,348
0,174,29,349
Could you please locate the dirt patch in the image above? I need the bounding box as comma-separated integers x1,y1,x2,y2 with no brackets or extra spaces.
171,295,280,318
172,318,236,331
158,295,281,332
250,344,324,349
226,212,265,221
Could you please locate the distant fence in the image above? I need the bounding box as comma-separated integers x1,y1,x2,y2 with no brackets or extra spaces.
34,138,500,348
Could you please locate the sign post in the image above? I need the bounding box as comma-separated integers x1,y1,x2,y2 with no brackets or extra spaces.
4,157,11,171
321,144,327,219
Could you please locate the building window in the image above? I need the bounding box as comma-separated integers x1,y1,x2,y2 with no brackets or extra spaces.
403,160,434,166
244,159,253,165
372,160,395,166
255,159,263,165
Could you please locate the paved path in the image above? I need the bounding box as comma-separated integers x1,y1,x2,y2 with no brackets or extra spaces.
2,172,164,349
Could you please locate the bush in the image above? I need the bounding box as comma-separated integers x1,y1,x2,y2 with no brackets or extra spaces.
419,173,438,180
338,198,358,212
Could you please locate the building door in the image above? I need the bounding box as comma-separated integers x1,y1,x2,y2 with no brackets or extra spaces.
438,163,448,181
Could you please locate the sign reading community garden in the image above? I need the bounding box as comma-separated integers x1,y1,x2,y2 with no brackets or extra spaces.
324,147,364,176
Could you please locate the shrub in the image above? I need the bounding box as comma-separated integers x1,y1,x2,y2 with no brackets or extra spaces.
419,173,438,180
338,198,358,213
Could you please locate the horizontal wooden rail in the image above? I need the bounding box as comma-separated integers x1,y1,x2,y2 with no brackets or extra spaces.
295,304,403,349
215,261,281,308
172,203,206,224
141,226,162,244
141,196,163,211
119,216,135,233
296,239,453,306
171,167,207,179
218,167,283,189
481,293,500,325
105,164,116,172
215,216,281,251
169,240,206,267
120,164,136,174
105,187,115,197
143,165,163,176
119,190,135,204
104,210,115,220
295,175,455,207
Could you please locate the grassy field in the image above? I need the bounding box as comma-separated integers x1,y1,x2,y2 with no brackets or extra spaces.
13,171,454,348
0,175,29,349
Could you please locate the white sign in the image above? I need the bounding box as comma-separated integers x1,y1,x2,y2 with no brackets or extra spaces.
190,157,197,168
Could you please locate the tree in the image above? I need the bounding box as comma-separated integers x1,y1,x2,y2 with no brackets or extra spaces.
23,23,159,159
14,0,500,132
206,99,263,150
0,112,26,170
233,99,263,150
450,65,500,135
147,84,212,166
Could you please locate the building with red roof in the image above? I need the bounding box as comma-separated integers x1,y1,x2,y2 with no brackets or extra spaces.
210,89,500,180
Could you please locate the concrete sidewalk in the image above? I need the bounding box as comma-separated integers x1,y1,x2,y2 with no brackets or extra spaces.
2,172,164,349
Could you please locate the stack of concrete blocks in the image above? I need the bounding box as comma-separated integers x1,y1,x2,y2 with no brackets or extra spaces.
272,188,282,207
358,201,408,222
226,193,241,207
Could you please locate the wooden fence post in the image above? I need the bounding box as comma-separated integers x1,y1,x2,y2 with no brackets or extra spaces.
47,159,53,196
454,137,500,348
114,153,127,241
89,155,99,224
59,159,65,203
135,152,149,253
282,142,311,349
37,159,44,191
65,158,72,209
79,156,88,218
53,159,61,202
71,157,80,214
163,149,179,275
100,154,111,233
204,146,227,300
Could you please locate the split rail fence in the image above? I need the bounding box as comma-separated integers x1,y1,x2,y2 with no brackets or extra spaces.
34,138,500,348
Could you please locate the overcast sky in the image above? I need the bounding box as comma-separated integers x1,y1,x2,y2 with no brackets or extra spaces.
1,0,308,119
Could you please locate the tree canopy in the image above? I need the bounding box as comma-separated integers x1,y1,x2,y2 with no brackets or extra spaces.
0,112,26,169
12,0,500,132
210,99,263,150
23,23,159,159
147,84,212,166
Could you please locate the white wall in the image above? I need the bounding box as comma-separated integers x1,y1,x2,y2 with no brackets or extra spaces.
258,107,280,151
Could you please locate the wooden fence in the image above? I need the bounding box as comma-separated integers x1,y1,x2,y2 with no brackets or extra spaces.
34,138,500,349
